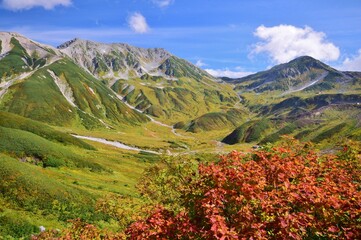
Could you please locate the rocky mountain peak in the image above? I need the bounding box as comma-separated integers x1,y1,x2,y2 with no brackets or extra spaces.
57,38,81,49
56,38,213,81
0,31,61,60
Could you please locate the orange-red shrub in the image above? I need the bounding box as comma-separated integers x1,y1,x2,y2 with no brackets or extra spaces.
126,141,361,239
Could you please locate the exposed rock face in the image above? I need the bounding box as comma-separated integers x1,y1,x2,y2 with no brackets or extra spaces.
47,69,77,107
58,38,212,81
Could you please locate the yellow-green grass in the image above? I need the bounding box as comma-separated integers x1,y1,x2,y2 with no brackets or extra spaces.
0,143,156,238
0,126,103,170
112,76,239,124
0,111,94,150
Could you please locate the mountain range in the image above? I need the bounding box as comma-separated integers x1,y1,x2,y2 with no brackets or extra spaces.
1,31,360,142
1,31,361,238
0,32,237,128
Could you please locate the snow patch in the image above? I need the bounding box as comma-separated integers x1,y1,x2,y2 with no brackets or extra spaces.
72,135,159,154
282,72,329,95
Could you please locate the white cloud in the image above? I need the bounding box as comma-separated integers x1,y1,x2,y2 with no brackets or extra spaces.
205,68,253,79
152,0,173,8
1,0,72,10
339,49,361,71
128,12,150,34
252,25,340,64
195,60,207,67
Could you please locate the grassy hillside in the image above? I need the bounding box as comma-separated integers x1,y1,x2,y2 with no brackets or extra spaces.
111,75,238,123
179,108,249,133
0,153,96,237
0,127,161,238
0,126,103,170
222,118,272,144
0,111,94,150
222,92,361,146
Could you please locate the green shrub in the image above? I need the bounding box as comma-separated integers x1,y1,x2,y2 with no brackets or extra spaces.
0,213,38,238
43,156,66,168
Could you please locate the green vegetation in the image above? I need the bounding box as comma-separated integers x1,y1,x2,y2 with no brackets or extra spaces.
0,127,158,238
0,111,94,150
222,118,271,144
0,37,47,80
312,122,348,143
158,56,208,79
260,122,298,144
183,108,248,132
111,74,238,123
0,154,97,238
49,59,148,126
0,126,103,170
0,58,148,128
0,37,32,79
0,65,77,126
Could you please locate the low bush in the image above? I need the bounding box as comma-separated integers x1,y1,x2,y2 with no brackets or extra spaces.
127,139,361,239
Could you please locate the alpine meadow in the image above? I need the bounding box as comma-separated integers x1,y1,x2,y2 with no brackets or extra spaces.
0,0,360,239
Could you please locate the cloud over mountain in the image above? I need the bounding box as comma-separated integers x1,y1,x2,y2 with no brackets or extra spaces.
340,49,361,71
195,60,207,67
252,25,340,64
205,68,253,78
1,0,72,10
128,12,150,34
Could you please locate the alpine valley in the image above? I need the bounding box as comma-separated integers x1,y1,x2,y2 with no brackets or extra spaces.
0,32,360,238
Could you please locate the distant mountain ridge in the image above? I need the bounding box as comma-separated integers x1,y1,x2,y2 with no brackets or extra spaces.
224,56,360,93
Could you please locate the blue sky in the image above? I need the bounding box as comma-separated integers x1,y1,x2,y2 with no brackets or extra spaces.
1,0,361,77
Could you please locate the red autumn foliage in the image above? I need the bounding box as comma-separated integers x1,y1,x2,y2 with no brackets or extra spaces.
126,141,361,239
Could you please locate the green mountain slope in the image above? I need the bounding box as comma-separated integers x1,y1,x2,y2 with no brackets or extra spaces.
0,126,103,170
222,118,272,144
0,32,57,80
178,108,249,133
0,33,149,128
111,74,238,122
